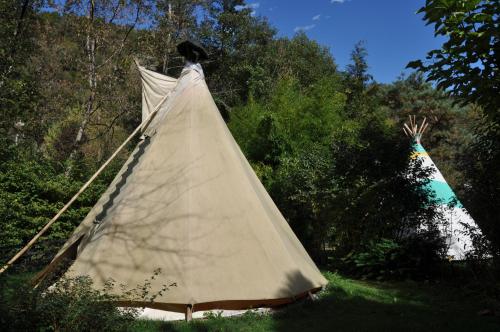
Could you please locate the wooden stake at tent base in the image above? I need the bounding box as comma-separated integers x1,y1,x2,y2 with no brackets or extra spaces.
185,304,193,322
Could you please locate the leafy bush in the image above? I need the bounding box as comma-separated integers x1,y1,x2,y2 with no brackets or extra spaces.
342,232,446,280
0,275,138,332
0,269,175,332
0,144,121,272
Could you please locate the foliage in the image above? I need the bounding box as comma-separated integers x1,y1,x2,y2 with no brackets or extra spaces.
0,274,137,331
0,144,119,271
230,76,345,158
0,0,43,144
343,239,401,279
380,72,477,197
0,269,174,332
460,117,500,257
342,232,445,280
144,0,199,74
344,41,373,104
230,65,442,262
410,0,500,259
200,0,276,106
408,0,500,118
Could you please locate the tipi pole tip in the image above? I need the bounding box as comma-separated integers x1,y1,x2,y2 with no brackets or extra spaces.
403,123,413,136
420,117,427,128
417,119,424,135
421,122,429,135
403,114,430,143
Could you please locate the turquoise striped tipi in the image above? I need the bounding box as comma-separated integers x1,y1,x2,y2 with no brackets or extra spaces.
404,116,479,260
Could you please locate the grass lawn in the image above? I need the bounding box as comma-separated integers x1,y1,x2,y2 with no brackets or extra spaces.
132,271,500,332
3,270,499,331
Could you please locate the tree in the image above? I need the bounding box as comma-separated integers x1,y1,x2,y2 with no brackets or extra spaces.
343,41,376,117
229,76,345,260
380,73,475,194
407,0,499,118
199,0,276,109
53,0,149,170
0,0,43,147
460,112,500,257
229,74,440,262
146,0,201,74
409,0,500,257
345,41,372,95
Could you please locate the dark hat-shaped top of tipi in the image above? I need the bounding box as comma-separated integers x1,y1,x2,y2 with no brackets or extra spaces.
177,39,209,62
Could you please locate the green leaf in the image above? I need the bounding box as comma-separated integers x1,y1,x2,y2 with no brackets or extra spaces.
406,60,423,69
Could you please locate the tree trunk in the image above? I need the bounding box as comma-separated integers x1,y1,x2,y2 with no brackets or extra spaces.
13,0,31,39
161,3,174,74
66,0,96,172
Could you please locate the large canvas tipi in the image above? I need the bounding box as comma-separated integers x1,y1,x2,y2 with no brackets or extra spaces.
404,116,479,260
36,44,327,317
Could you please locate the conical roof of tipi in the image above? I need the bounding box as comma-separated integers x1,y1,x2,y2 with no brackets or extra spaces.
37,63,327,312
405,117,479,259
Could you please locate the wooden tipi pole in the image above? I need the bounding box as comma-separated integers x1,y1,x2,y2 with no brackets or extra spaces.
403,115,429,143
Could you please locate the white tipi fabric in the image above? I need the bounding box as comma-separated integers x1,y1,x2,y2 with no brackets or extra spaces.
37,62,327,313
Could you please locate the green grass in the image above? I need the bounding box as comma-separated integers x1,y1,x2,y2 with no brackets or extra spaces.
2,271,499,331
132,272,500,332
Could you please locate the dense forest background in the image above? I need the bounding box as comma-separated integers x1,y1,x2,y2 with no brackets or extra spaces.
0,0,498,277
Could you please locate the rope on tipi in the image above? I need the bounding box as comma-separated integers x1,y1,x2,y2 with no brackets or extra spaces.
0,68,171,275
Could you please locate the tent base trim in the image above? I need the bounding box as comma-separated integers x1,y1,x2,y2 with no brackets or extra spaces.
115,286,323,313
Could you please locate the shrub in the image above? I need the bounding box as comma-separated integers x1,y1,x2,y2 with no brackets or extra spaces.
0,269,175,332
0,275,138,332
0,145,119,272
342,232,446,280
